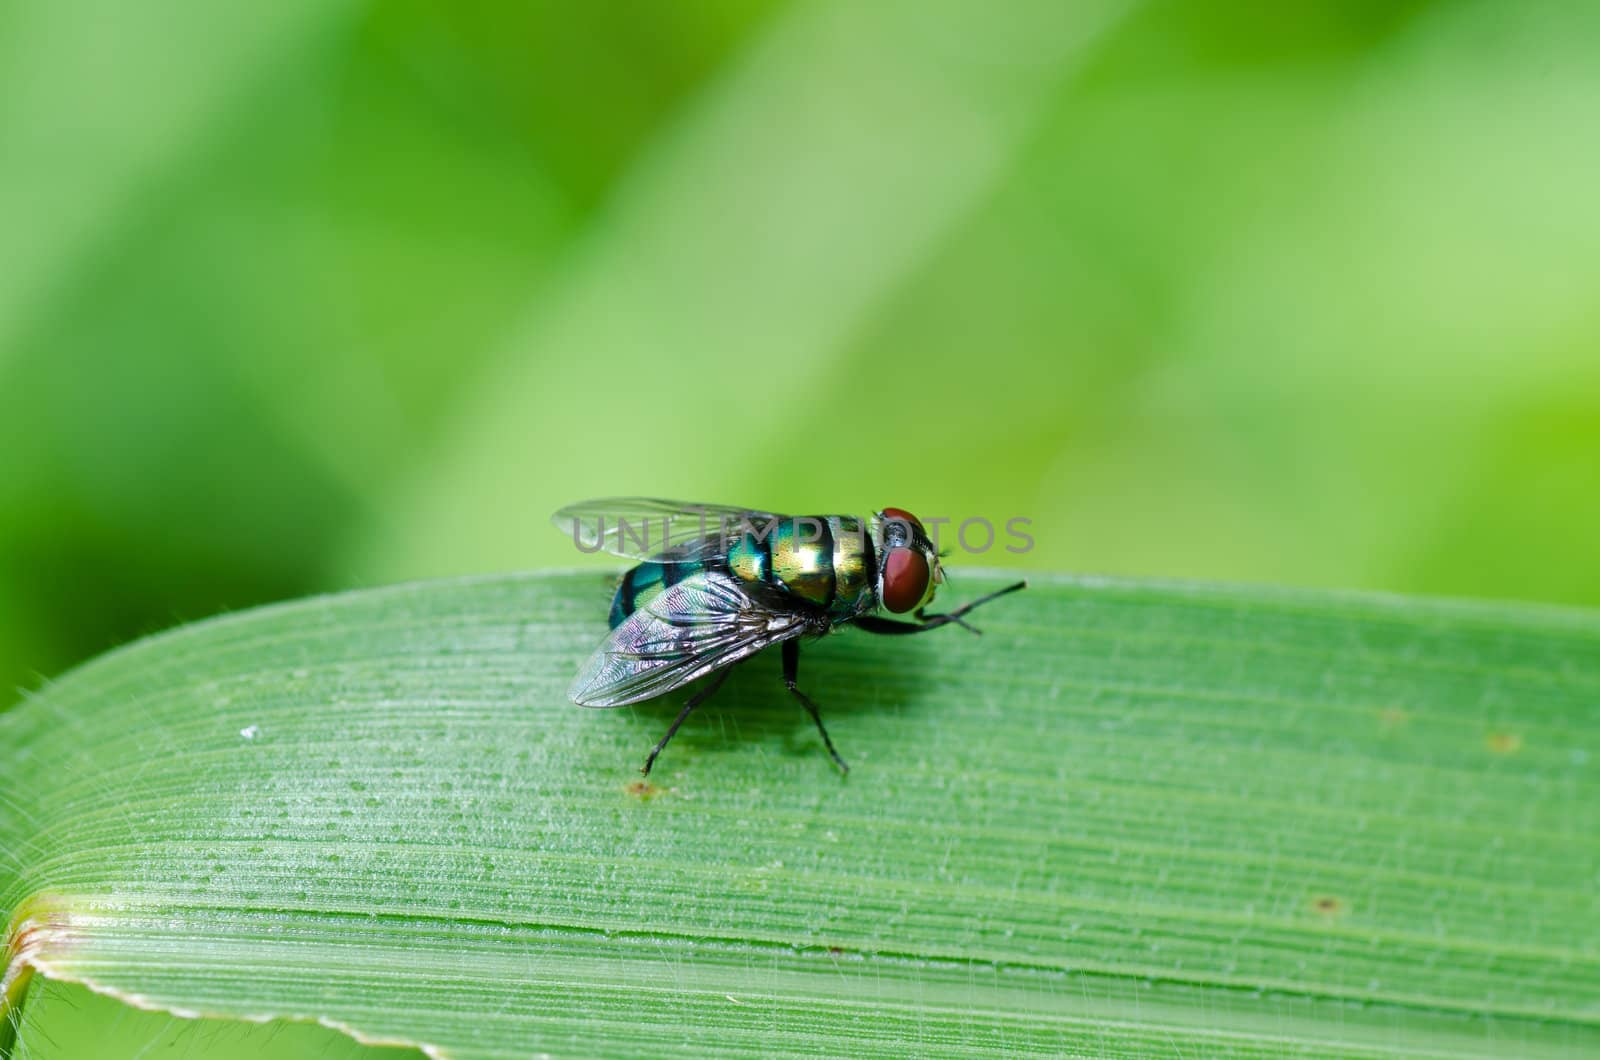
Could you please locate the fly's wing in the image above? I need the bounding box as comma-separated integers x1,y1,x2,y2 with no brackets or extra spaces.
552,498,786,564
569,568,806,707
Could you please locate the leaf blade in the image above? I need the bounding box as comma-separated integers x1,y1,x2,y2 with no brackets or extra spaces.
3,572,1598,1058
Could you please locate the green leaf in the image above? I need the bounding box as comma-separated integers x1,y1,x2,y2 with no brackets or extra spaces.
3,571,1597,1058
10,977,397,1060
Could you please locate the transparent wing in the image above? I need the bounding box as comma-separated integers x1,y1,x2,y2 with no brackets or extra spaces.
552,497,787,563
569,568,806,707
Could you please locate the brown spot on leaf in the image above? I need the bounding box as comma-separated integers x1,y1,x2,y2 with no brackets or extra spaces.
1311,895,1344,916
1378,707,1408,729
1486,731,1522,755
4,894,80,1027
625,780,660,799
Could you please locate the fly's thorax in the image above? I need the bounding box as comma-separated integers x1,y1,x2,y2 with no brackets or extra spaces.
829,516,873,615
719,515,875,617
767,517,833,606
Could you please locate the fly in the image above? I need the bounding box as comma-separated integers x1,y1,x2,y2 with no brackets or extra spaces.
553,498,1027,775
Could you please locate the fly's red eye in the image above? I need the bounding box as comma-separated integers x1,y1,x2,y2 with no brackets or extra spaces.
881,507,923,534
882,547,930,613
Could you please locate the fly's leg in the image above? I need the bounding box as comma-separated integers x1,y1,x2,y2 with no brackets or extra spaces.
641,667,732,776
854,580,1027,636
783,638,848,775
923,579,1027,630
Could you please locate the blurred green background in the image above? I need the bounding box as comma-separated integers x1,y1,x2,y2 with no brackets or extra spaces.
4,0,1599,703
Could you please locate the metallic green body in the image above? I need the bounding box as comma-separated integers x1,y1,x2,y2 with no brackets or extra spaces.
609,515,876,629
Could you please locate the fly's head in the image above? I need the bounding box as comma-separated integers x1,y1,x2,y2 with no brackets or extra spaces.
872,507,943,614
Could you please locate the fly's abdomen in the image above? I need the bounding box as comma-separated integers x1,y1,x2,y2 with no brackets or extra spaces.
609,560,701,628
